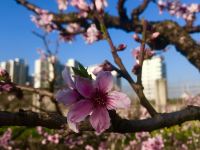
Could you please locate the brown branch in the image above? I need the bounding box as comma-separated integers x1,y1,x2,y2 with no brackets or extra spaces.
97,14,157,117
117,0,128,20
16,85,54,98
131,0,151,20
32,31,52,55
0,110,67,129
0,106,199,133
137,19,147,85
183,25,200,33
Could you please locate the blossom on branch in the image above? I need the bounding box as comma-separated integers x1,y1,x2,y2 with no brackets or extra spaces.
67,71,131,134
84,24,101,44
57,0,68,11
31,9,57,32
0,128,12,149
66,23,82,33
141,136,164,150
92,61,113,76
56,68,131,134
71,0,89,11
95,0,108,12
157,0,200,22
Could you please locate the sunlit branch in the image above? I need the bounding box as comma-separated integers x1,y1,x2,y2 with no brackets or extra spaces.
0,106,199,133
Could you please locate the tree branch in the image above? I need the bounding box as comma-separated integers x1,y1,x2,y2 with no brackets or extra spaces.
117,0,128,20
184,25,200,33
131,0,151,20
96,14,157,117
0,106,199,133
16,85,54,98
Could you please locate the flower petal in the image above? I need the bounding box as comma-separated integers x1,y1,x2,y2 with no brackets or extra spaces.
107,91,131,110
62,67,75,88
92,65,103,76
67,99,93,123
95,71,113,93
75,76,94,98
67,117,79,133
89,107,110,134
55,89,80,106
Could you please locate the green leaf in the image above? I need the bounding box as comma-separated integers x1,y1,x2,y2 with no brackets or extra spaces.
72,63,92,79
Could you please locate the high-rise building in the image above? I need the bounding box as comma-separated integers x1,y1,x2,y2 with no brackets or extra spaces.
0,58,29,85
65,58,80,76
34,57,64,89
142,56,167,101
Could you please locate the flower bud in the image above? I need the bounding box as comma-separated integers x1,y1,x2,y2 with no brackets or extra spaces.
116,44,127,51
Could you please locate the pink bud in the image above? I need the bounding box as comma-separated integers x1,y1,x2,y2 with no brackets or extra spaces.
151,32,160,39
133,34,141,42
117,44,127,51
132,64,141,75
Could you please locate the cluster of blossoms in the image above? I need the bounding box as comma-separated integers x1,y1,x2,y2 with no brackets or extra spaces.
124,132,164,150
60,23,83,42
0,128,12,149
131,46,155,75
56,66,131,134
31,8,57,32
131,32,160,75
56,0,108,13
36,126,60,144
158,0,200,22
182,92,200,106
0,68,13,92
31,0,107,44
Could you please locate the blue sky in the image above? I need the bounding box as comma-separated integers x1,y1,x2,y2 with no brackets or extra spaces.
0,0,200,89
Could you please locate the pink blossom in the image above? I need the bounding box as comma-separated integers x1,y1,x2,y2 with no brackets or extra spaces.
141,136,164,150
0,128,12,149
188,4,199,13
41,139,47,145
36,126,43,135
31,9,56,32
84,24,100,44
132,64,141,75
151,32,160,39
71,0,89,11
47,134,60,144
92,61,113,76
116,44,127,51
66,23,82,33
57,0,68,11
67,71,131,133
133,34,141,42
85,145,94,150
95,0,108,12
0,84,13,92
157,0,200,22
56,67,81,106
0,68,6,76
135,132,150,141
157,0,167,14
132,46,155,64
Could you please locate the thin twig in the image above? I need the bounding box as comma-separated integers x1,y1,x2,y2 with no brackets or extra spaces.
137,19,147,85
96,14,157,117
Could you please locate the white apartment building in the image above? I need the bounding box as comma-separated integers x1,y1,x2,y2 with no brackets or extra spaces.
142,56,167,100
65,58,80,76
34,57,64,88
0,58,28,85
